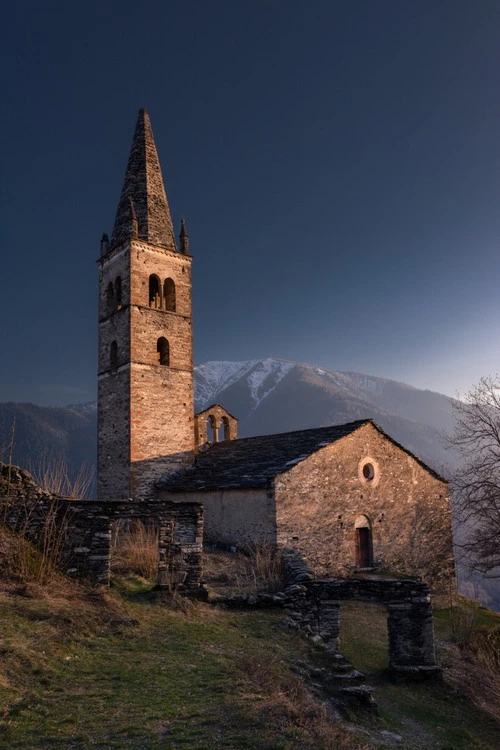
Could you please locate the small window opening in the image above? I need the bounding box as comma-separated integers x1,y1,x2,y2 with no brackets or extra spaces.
163,278,176,312
106,282,115,314
115,277,122,309
110,340,118,369
149,275,161,308
157,337,170,366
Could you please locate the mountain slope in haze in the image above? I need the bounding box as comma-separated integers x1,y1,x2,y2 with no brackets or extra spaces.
195,359,457,475
0,359,456,480
0,402,97,483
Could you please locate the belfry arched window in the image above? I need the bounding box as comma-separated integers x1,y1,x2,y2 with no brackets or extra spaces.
106,282,115,315
220,416,230,441
110,340,118,369
206,414,217,442
149,275,161,308
163,278,176,312
115,277,122,309
157,337,170,366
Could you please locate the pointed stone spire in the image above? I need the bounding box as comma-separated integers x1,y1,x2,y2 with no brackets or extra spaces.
179,216,190,254
111,109,176,251
129,196,138,239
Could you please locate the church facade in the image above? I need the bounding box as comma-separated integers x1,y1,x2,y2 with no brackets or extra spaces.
97,110,455,595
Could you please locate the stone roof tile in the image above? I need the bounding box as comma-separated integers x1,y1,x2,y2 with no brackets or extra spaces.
159,419,446,492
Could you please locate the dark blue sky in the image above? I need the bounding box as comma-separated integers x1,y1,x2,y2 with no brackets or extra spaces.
2,0,500,404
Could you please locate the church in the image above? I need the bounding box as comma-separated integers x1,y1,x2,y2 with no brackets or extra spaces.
97,109,455,595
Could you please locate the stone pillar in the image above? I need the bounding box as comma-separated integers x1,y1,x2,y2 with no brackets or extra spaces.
86,519,113,585
157,520,174,587
387,596,440,675
317,600,341,652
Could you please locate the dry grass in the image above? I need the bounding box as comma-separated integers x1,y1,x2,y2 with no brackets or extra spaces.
0,502,72,585
443,625,500,723
111,519,160,581
236,653,369,749
203,544,286,596
0,457,93,585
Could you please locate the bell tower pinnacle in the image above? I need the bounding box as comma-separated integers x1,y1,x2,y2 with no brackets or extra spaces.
98,109,195,501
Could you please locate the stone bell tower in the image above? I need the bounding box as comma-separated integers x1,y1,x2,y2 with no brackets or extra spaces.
97,109,194,501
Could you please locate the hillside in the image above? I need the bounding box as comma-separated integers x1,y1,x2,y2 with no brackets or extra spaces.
0,542,499,749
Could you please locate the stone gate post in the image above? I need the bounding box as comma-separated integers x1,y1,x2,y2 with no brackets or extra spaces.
387,596,440,675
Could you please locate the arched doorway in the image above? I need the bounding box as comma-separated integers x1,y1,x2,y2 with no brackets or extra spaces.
354,514,373,568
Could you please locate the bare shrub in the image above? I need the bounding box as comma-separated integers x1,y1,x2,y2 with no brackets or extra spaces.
240,542,286,593
0,458,79,584
29,457,95,499
446,376,500,577
203,544,286,596
443,631,500,723
0,512,70,585
111,519,160,580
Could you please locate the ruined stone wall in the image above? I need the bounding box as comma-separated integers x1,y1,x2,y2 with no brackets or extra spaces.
1,463,204,592
161,487,276,547
274,423,455,596
289,577,439,674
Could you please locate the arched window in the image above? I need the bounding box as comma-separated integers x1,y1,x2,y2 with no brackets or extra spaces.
106,282,115,314
354,515,373,568
206,414,217,442
220,416,230,442
110,340,118,369
163,278,176,312
149,275,161,308
115,277,122,309
157,337,170,366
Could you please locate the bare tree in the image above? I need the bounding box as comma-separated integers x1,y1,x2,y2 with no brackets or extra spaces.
447,376,500,576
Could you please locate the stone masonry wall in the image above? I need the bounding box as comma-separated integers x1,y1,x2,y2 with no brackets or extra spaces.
98,368,131,500
274,423,455,596
98,237,195,502
1,463,204,593
98,244,131,500
194,405,238,447
161,487,276,547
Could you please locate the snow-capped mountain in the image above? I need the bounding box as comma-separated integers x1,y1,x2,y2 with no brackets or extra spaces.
194,358,457,475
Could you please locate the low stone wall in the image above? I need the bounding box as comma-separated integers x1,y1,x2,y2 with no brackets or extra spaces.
0,463,204,594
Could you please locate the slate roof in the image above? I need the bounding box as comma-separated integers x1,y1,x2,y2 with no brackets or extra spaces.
159,419,447,492
159,418,444,492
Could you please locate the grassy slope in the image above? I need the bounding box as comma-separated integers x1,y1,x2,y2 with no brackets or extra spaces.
0,577,360,750
0,578,499,749
341,601,500,749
